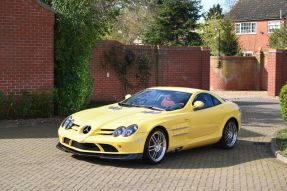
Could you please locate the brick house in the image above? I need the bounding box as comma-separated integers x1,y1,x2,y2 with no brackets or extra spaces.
0,0,56,96
228,0,287,55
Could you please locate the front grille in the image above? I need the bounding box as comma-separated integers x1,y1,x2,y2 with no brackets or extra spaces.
64,138,71,145
99,144,118,152
71,141,100,151
62,137,118,152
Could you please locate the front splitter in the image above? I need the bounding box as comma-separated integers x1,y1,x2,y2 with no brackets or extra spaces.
56,142,143,160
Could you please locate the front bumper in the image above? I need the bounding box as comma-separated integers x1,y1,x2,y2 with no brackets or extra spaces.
56,142,143,160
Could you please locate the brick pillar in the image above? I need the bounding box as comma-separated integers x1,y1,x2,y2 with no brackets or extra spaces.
201,47,210,90
267,49,283,97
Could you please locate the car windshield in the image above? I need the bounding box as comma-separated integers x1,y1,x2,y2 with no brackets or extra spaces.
120,89,192,111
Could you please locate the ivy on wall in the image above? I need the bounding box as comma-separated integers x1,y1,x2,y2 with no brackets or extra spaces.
102,46,154,96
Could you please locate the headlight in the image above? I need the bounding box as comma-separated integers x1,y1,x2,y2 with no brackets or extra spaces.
113,126,126,137
62,116,74,129
122,124,138,137
62,116,72,128
66,119,74,129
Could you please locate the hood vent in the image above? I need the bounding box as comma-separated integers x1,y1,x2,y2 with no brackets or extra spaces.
108,106,123,110
142,111,162,114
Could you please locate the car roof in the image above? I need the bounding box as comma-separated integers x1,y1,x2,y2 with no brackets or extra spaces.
147,87,203,94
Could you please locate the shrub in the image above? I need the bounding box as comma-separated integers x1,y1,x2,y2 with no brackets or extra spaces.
1,92,15,120
279,83,287,122
0,89,53,120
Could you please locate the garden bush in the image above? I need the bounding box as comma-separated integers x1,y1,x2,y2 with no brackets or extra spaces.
0,90,53,120
279,83,287,122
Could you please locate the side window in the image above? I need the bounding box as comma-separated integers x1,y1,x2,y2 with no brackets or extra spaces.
192,93,214,110
211,95,221,106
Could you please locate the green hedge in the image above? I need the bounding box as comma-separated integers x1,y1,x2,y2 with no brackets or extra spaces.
42,0,119,116
279,83,287,122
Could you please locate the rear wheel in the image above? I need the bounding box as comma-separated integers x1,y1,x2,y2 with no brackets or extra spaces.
143,128,167,164
217,120,238,149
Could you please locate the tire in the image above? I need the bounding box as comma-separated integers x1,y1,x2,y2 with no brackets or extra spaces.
217,119,238,149
142,127,167,164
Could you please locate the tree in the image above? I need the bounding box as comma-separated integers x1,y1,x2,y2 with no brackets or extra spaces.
204,4,224,21
224,0,238,13
102,2,158,45
269,26,287,49
142,0,203,46
200,17,241,56
42,0,119,115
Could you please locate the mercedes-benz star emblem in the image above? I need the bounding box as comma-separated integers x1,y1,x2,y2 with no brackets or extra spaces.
82,126,91,134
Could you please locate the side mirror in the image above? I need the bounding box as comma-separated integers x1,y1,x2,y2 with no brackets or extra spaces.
193,101,204,108
125,94,131,100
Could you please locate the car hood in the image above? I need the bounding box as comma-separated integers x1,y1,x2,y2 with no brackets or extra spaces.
71,105,164,131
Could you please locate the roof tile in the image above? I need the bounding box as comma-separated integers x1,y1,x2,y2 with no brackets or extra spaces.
228,0,287,21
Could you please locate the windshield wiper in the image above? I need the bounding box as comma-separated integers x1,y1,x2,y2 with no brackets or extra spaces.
118,103,139,107
138,105,165,111
118,103,164,111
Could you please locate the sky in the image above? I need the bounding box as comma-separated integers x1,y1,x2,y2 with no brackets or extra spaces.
201,0,226,13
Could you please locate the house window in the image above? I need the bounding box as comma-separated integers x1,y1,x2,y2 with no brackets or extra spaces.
268,21,280,33
235,22,256,34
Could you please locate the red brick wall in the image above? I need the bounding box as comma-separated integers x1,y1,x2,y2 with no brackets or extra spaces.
236,20,284,54
267,49,287,97
0,0,55,96
90,41,210,102
210,50,286,97
210,56,262,91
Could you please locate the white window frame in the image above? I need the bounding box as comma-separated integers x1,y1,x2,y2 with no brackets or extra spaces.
268,20,280,33
242,51,254,56
235,22,257,35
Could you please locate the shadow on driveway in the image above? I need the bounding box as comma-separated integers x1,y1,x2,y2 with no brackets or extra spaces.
71,140,267,169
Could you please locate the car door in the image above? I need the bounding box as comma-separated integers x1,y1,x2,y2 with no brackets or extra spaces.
189,93,224,139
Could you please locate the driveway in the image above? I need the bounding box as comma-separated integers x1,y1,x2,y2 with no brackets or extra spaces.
0,96,287,190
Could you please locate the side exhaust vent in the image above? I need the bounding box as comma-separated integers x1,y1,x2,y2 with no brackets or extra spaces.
171,147,183,152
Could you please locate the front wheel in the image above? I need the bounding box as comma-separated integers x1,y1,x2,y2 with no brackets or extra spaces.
217,120,238,149
143,128,167,164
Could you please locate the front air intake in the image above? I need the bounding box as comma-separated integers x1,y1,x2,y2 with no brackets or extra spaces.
71,141,100,151
99,144,118,152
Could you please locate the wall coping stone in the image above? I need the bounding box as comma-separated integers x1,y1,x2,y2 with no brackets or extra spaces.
32,0,57,13
269,51,283,53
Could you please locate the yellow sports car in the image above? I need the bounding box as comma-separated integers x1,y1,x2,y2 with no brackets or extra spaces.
57,87,241,164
